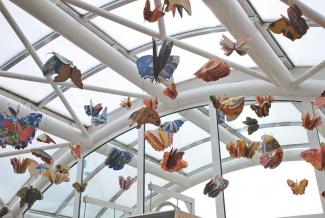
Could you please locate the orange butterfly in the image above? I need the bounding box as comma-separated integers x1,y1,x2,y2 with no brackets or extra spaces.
300,143,325,171
120,96,132,109
70,144,81,159
163,83,178,100
301,112,322,130
287,179,308,195
194,58,230,82
226,140,259,159
161,148,187,172
11,158,33,174
268,4,308,41
143,0,165,22
37,133,56,144
144,128,173,151
313,91,325,108
250,95,274,118
210,96,245,121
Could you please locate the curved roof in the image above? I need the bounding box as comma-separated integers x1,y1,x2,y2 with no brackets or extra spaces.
0,0,324,217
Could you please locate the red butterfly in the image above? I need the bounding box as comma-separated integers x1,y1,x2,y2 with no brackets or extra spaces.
143,0,165,22
300,143,325,171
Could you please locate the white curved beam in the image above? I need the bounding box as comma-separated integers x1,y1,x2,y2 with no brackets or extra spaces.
293,60,325,87
281,0,325,29
202,0,294,90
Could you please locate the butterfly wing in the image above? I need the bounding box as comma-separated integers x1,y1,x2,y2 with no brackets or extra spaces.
298,179,308,195
143,0,165,22
31,149,53,165
17,113,42,148
268,17,302,41
287,179,298,194
36,133,56,144
53,64,71,82
220,34,235,56
156,40,173,81
71,67,83,89
300,146,325,171
137,55,154,81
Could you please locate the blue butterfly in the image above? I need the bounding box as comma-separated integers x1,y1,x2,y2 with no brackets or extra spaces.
161,119,184,133
105,148,133,170
137,38,179,83
91,107,108,126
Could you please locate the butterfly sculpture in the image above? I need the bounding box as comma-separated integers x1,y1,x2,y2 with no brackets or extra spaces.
145,128,173,151
301,112,321,130
137,38,179,84
43,52,83,89
322,191,325,198
17,186,43,209
242,117,259,135
203,176,229,198
84,100,103,117
118,176,136,191
28,159,51,177
210,96,245,121
161,148,188,172
36,133,56,144
120,96,132,109
105,147,134,170
163,0,192,17
313,91,325,108
129,98,161,128
70,144,81,159
226,140,260,159
0,111,42,150
11,158,33,174
163,82,178,99
259,135,283,169
143,0,165,22
268,4,308,41
300,143,325,171
194,58,230,82
250,95,274,118
220,34,250,56
31,149,53,165
91,107,108,125
287,179,308,195
160,119,184,133
43,164,70,184
73,181,87,193
0,207,8,217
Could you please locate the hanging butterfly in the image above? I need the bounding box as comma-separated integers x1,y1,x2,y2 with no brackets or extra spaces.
242,117,259,135
300,143,325,171
322,191,325,198
105,147,134,170
91,107,108,126
259,135,283,169
43,52,83,89
0,207,8,217
313,91,325,108
250,95,274,118
137,38,179,84
118,176,136,191
161,148,188,172
210,96,245,121
10,157,33,174
301,112,321,130
226,140,260,159
84,100,103,117
144,128,173,151
72,181,87,193
128,98,161,128
8,105,20,119
287,179,308,195
194,58,230,82
0,112,42,150
120,96,132,109
163,82,178,99
28,159,51,177
31,149,53,165
203,175,229,198
160,119,184,133
143,0,165,22
163,0,192,17
268,4,308,41
220,34,250,56
17,186,43,209
70,144,81,159
36,133,56,144
43,164,70,184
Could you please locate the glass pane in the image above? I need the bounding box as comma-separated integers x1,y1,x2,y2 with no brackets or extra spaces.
68,0,114,14
248,0,287,21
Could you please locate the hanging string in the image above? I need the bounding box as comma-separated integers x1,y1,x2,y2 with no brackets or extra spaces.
114,208,116,218
176,198,178,207
149,184,152,213
83,199,87,218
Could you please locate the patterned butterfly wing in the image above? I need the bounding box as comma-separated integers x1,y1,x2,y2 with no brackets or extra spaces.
136,55,154,81
220,34,235,56
71,67,83,89
156,40,174,81
31,149,53,165
36,133,56,144
143,0,165,22
53,64,71,82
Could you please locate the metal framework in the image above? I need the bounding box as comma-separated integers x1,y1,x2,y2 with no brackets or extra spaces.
0,0,324,217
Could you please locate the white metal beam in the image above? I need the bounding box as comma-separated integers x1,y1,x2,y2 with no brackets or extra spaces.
137,126,145,214
1,0,89,136
281,0,325,29
202,0,294,90
72,158,84,218
0,70,150,99
293,60,325,87
61,0,270,83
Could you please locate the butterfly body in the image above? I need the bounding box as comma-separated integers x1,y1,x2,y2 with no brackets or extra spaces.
287,179,308,195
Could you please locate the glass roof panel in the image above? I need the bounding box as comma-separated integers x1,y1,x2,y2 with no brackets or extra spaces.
223,161,323,218
182,32,257,68
248,0,287,21
272,27,325,66
300,0,325,15
164,0,221,35
114,128,138,145
68,0,113,14
45,97,73,121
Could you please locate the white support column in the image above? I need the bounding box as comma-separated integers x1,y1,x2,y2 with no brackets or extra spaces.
137,125,145,214
281,0,325,28
72,158,84,218
293,60,325,87
301,101,325,213
208,102,226,218
154,0,167,38
202,0,294,90
0,0,89,136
